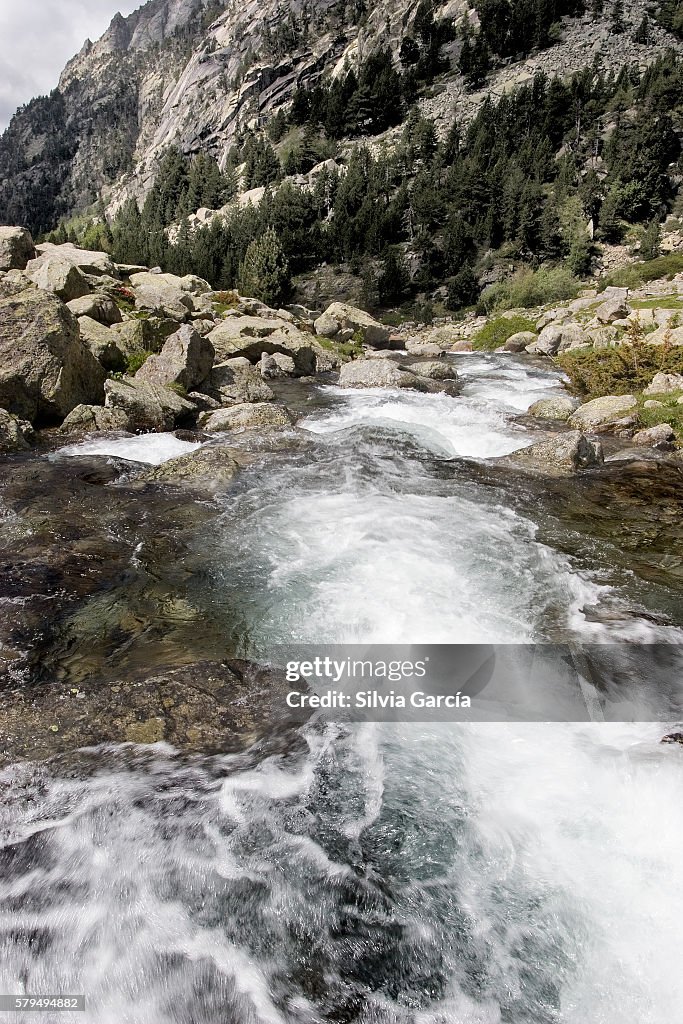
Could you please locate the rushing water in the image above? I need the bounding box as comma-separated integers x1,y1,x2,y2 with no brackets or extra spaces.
2,354,682,1023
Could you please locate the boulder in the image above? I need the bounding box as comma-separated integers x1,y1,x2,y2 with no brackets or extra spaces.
595,297,630,323
527,396,578,421
261,352,296,378
568,395,639,434
632,423,676,449
208,315,321,374
314,311,341,338
135,324,215,391
77,316,126,371
315,302,390,347
130,272,195,320
67,293,122,326
201,402,295,432
504,331,537,352
34,242,117,277
0,279,105,422
644,372,683,396
26,255,91,302
60,404,130,434
451,339,473,352
406,360,458,381
148,444,250,493
505,431,604,475
404,339,444,357
103,378,196,431
338,358,427,390
529,322,588,356
0,408,35,452
0,226,35,271
201,360,274,405
109,320,147,356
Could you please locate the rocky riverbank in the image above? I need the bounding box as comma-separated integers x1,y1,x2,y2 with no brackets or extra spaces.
2,226,683,763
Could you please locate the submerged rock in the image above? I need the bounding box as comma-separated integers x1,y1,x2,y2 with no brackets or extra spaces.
0,659,305,764
147,443,250,493
500,431,604,475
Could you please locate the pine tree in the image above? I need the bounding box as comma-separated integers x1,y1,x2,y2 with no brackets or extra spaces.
238,227,290,306
611,0,625,34
640,218,661,261
378,248,410,305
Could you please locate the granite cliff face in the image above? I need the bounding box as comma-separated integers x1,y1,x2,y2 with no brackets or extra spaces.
1,0,682,236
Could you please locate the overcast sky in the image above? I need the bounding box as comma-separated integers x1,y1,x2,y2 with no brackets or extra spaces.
0,0,141,131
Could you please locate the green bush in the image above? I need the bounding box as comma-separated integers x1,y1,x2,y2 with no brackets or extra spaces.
472,314,537,351
637,394,683,440
557,336,683,398
477,265,581,314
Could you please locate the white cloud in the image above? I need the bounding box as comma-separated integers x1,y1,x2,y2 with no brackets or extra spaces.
0,0,141,130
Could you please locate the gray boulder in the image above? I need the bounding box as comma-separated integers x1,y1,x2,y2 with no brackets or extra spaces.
527,396,578,421
529,322,588,356
147,444,248,493
506,431,604,475
27,255,91,302
644,372,683,396
34,243,117,277
60,404,130,434
338,358,427,390
404,339,444,357
406,360,458,381
315,302,390,347
78,316,127,371
569,395,639,434
261,352,296,378
0,278,105,421
67,293,122,326
632,423,676,449
0,227,35,271
595,297,630,324
201,402,295,432
135,324,215,391
104,378,196,431
202,360,274,405
0,408,35,452
504,331,537,352
208,315,320,374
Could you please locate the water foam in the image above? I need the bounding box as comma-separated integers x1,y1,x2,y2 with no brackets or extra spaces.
53,432,202,465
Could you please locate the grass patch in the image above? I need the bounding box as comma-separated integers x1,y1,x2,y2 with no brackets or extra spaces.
630,297,683,310
638,393,683,442
472,315,537,351
600,253,683,291
317,334,365,359
124,350,154,375
477,266,581,314
557,336,683,398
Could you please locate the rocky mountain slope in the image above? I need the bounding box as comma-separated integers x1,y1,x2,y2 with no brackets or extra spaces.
2,0,682,238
